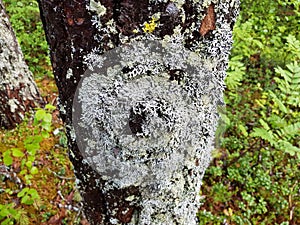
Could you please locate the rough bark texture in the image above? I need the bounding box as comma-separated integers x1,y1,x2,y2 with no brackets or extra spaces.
0,0,43,129
37,0,239,224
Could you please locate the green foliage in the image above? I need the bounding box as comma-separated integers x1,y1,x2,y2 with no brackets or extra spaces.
199,0,300,224
234,0,300,65
3,0,51,78
251,62,300,156
225,55,246,90
17,188,40,205
274,62,300,107
0,105,55,224
227,0,300,89
2,148,24,166
0,204,29,225
17,104,55,184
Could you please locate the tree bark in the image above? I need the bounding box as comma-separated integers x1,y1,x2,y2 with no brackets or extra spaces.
0,0,43,129
37,0,239,224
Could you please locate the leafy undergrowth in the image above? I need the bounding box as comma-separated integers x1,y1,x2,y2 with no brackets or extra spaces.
199,0,300,224
0,79,88,225
0,1,87,224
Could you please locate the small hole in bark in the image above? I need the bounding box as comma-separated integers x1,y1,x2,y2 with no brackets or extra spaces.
128,106,146,135
169,69,185,84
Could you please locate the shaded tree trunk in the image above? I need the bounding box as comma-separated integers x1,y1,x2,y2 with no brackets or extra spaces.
38,0,239,224
0,0,43,129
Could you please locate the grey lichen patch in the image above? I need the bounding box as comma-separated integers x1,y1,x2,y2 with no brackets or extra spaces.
66,68,73,79
83,50,105,70
170,0,185,8
73,38,221,224
202,0,217,7
105,19,118,34
73,0,240,224
7,99,19,113
88,0,106,17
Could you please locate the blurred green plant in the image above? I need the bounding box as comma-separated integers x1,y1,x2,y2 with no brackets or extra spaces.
0,204,29,225
225,55,246,90
0,105,55,225
252,62,300,157
3,0,52,78
199,0,300,224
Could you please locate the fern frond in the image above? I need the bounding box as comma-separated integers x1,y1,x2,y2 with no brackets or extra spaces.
275,62,300,107
285,34,300,60
277,140,300,157
226,55,246,90
268,114,287,129
269,91,288,114
251,128,276,145
282,122,300,138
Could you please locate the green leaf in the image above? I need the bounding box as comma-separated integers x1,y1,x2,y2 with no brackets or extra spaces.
269,91,288,114
0,207,10,217
259,119,270,130
43,113,52,123
12,148,24,158
251,128,275,145
30,167,38,175
21,195,33,205
33,135,43,143
1,218,12,225
41,130,49,138
277,141,300,156
238,124,248,137
282,122,300,137
20,169,27,175
16,2,24,7
24,175,33,184
3,151,13,166
24,143,39,152
24,135,42,155
35,109,46,121
45,104,56,110
226,56,246,90
17,188,29,198
41,122,52,131
28,189,39,199
25,161,32,169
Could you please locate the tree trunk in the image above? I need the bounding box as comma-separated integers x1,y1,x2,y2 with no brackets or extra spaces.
0,0,43,129
37,0,239,224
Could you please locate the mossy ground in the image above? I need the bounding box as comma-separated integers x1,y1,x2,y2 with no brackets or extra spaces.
0,78,89,224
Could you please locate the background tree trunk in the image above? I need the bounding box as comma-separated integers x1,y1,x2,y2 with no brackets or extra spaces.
0,0,43,129
38,0,239,224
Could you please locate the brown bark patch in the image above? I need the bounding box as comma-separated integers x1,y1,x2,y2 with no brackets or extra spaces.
199,4,216,36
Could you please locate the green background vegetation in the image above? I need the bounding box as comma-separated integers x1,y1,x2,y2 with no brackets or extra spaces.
0,0,299,224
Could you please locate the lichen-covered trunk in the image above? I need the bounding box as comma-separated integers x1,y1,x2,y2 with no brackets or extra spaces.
37,0,239,224
0,0,43,129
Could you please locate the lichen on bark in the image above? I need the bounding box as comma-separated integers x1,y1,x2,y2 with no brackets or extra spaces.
0,0,43,129
38,0,240,224
74,39,221,224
